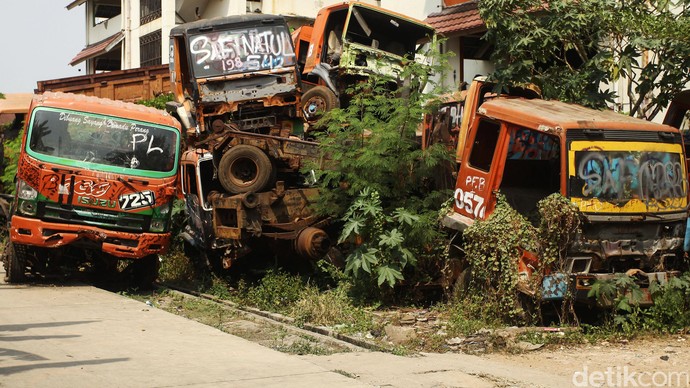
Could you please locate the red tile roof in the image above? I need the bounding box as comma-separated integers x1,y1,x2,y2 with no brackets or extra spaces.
69,31,124,66
425,1,485,37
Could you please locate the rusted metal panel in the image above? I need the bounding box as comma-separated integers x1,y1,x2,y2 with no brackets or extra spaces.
36,65,171,103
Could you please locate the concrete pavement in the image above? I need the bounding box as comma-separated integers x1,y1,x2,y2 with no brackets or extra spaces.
0,270,367,388
0,269,573,388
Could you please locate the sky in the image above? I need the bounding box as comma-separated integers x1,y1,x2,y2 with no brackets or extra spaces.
0,0,85,93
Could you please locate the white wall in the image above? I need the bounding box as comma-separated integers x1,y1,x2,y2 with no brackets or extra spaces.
202,0,245,19
88,14,123,43
262,0,378,19
380,0,441,22
463,59,493,83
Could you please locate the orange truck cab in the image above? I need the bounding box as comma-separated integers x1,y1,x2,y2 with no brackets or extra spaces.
293,1,435,122
3,92,181,286
443,80,689,305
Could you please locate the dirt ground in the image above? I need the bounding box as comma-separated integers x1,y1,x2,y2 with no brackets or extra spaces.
485,336,690,386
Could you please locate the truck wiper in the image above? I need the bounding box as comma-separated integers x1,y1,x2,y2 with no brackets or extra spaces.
118,176,149,186
51,167,80,174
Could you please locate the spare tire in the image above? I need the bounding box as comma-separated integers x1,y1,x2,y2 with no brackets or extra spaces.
301,85,339,124
218,145,273,194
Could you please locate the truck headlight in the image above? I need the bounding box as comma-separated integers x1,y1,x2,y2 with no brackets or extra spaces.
158,202,171,216
18,199,38,216
17,180,38,200
150,219,167,232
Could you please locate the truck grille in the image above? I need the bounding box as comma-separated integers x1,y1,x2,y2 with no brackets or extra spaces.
40,202,150,233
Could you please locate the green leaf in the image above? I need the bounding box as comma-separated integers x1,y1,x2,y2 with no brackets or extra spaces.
377,265,404,287
379,229,404,248
392,208,419,225
338,218,364,243
360,248,379,274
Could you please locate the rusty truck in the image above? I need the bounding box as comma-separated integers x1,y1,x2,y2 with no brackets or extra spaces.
292,1,435,124
435,78,689,305
2,92,182,286
168,14,332,269
168,8,436,270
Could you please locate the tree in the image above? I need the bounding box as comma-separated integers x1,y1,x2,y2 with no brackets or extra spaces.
307,48,453,289
479,0,690,120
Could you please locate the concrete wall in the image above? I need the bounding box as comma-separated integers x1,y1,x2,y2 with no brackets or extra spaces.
380,0,441,22
261,0,378,19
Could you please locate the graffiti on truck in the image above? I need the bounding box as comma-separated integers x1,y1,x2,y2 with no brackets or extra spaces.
572,149,686,210
29,109,177,173
189,26,296,78
507,128,559,160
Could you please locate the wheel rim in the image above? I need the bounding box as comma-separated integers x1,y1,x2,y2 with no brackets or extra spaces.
229,158,258,187
305,96,327,121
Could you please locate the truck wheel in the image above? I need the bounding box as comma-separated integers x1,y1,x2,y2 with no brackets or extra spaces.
302,86,339,124
132,255,160,290
218,145,273,194
4,241,27,283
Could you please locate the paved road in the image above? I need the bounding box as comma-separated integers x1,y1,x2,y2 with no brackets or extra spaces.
0,271,366,388
0,269,572,387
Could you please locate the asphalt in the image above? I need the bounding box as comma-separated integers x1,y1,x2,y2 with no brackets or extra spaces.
0,270,368,388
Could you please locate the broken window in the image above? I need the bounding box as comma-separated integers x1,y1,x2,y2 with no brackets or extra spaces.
499,126,561,217
468,119,501,172
27,108,179,174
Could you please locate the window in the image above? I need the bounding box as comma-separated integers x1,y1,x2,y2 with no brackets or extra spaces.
500,126,561,217
140,31,162,67
140,0,161,25
93,2,121,26
468,119,501,171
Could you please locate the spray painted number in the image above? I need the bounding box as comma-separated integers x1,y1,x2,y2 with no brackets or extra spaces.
454,188,486,218
119,190,155,211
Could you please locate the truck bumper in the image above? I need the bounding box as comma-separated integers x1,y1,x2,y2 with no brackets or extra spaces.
10,215,171,259
540,271,678,307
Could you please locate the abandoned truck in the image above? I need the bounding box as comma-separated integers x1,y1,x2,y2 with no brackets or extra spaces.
2,92,181,285
438,79,688,305
168,14,318,194
292,1,435,123
168,14,331,268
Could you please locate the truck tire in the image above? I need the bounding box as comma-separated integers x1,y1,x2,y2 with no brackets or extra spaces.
4,241,27,283
302,85,339,124
218,145,273,194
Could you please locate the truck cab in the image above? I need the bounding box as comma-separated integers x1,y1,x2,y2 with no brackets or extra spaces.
443,81,688,304
4,92,181,285
293,1,435,123
169,14,303,143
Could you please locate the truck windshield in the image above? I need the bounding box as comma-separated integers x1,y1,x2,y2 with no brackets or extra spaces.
345,5,433,58
27,108,179,175
569,140,687,213
188,24,296,78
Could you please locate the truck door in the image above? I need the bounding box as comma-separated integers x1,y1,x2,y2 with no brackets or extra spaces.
454,117,505,220
497,125,561,217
